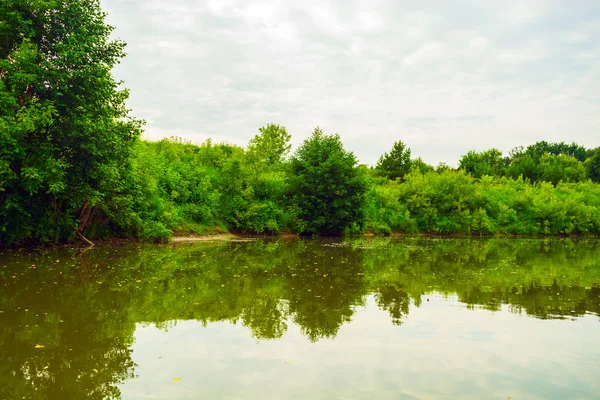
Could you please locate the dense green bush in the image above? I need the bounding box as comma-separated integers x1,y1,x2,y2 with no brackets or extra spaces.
287,128,368,235
365,179,415,234
363,166,600,236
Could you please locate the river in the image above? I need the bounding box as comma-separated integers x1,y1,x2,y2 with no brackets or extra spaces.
1,237,599,399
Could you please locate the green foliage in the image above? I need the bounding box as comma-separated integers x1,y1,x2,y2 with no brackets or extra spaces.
524,140,590,162
396,170,492,234
459,148,506,178
586,148,600,183
365,180,415,234
126,137,289,237
506,142,594,184
127,139,222,238
386,170,600,235
538,153,587,185
375,140,412,180
435,162,453,173
287,127,368,235
0,0,141,244
410,157,435,174
505,148,538,182
247,123,291,166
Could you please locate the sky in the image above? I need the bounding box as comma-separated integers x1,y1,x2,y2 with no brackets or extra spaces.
101,0,600,166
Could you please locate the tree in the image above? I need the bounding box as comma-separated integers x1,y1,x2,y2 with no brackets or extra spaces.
244,124,290,232
458,148,506,178
435,162,453,173
410,157,434,174
506,146,539,182
287,127,367,235
525,141,589,162
0,0,142,244
585,148,600,183
375,140,412,180
538,153,586,185
247,123,291,166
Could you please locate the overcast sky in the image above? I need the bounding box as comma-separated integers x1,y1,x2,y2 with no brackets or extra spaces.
101,0,600,166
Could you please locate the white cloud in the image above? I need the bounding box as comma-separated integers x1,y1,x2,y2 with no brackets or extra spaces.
403,42,447,66
563,31,589,44
468,36,487,51
495,40,550,65
498,0,552,25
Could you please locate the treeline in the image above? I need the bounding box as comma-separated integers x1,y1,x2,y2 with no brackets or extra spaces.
121,126,367,239
118,132,600,240
1,0,600,245
458,141,600,185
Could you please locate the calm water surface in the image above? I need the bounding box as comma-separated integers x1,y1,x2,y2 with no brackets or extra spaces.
1,238,599,399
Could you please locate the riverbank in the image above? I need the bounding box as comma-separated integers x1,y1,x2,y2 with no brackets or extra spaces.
84,230,600,247
3,230,598,250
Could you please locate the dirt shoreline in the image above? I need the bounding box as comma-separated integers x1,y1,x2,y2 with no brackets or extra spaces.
171,232,300,242
4,232,595,249
171,234,242,242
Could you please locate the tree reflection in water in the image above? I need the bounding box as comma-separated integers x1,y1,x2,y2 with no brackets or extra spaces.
0,238,598,399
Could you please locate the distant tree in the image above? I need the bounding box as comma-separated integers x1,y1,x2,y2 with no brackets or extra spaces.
287,127,368,235
525,141,589,162
507,143,591,184
375,141,412,180
585,148,600,183
410,157,435,174
506,146,539,182
247,123,291,165
538,154,587,185
435,162,453,173
459,149,506,178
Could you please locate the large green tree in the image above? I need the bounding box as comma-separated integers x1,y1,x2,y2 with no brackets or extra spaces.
287,127,367,235
0,0,142,244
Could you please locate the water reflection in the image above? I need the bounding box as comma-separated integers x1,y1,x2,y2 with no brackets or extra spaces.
0,238,599,399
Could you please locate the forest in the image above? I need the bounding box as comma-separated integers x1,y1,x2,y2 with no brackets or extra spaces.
1,1,600,245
